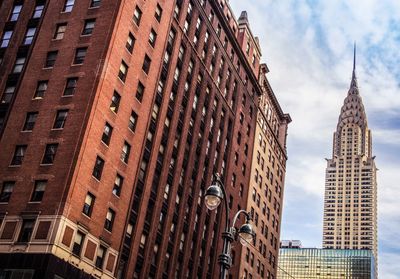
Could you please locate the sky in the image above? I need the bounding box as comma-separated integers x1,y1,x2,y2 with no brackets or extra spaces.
229,1,400,278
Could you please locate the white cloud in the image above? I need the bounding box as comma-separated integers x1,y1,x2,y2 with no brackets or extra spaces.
230,1,400,278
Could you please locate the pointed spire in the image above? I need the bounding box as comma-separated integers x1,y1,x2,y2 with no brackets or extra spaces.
350,42,358,91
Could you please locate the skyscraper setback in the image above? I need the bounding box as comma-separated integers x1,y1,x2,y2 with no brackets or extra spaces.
322,47,378,266
0,0,290,279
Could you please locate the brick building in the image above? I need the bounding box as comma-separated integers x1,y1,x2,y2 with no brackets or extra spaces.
238,62,291,279
0,0,288,278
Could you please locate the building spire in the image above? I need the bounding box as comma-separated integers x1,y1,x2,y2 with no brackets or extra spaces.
350,42,358,91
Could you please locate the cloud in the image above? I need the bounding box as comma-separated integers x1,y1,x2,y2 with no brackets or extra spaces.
230,1,400,278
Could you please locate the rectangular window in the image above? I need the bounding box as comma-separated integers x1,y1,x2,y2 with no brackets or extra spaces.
128,111,138,132
23,27,36,45
73,47,87,64
23,112,38,131
63,77,78,96
82,19,96,35
142,54,151,74
63,0,75,12
135,81,145,102
155,4,162,22
18,219,35,243
41,143,58,164
1,31,13,48
121,141,131,163
110,91,121,113
126,33,135,53
118,60,128,82
148,29,157,47
104,208,115,231
45,51,58,68
53,109,68,129
54,23,67,40
82,192,95,216
95,245,106,269
0,181,14,203
72,231,84,256
101,122,113,145
1,86,15,104
113,174,123,196
32,4,44,18
11,145,27,166
9,5,22,21
31,180,46,202
133,6,142,26
90,0,101,8
92,156,104,180
13,57,26,73
34,81,48,99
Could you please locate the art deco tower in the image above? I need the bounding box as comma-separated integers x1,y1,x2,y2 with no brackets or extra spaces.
322,47,378,261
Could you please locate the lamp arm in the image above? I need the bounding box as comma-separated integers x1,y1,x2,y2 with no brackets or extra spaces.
231,210,251,229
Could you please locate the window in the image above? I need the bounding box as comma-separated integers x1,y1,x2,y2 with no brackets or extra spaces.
63,0,75,12
95,245,106,269
1,86,15,104
113,174,123,196
18,219,35,243
9,5,22,21
129,111,138,132
92,156,104,180
121,141,131,163
82,192,95,216
104,208,115,231
109,91,121,113
142,54,151,74
73,47,87,64
135,81,145,102
72,231,84,256
34,81,48,99
90,0,101,8
23,112,38,131
0,182,14,203
118,60,128,82
126,33,135,53
23,28,36,45
133,6,142,25
148,29,157,47
155,4,162,22
101,122,113,145
82,19,95,35
63,77,78,96
1,31,13,48
31,180,46,202
13,57,26,73
11,145,27,166
42,143,58,164
45,51,58,68
32,4,44,18
53,110,68,129
54,23,67,40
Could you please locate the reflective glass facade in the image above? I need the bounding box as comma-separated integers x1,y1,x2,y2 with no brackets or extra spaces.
278,248,375,279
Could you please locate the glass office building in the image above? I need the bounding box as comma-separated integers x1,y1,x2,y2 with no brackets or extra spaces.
278,248,375,279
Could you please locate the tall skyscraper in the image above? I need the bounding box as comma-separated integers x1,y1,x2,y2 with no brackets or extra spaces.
0,1,289,278
322,46,378,265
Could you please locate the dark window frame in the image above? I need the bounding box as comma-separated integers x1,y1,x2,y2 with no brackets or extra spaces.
23,112,38,131
41,143,58,165
30,180,46,202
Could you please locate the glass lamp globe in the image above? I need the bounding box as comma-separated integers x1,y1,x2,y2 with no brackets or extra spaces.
204,184,223,210
238,223,254,246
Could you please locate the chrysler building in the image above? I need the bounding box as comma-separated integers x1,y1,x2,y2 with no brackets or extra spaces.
322,46,378,263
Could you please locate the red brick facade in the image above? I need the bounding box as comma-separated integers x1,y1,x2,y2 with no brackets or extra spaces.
0,0,288,278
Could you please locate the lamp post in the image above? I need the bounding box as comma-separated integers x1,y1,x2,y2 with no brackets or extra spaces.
204,173,255,279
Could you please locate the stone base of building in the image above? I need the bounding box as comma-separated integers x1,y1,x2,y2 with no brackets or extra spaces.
0,253,95,279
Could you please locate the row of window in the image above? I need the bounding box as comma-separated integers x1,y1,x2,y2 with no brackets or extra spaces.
10,143,58,166
0,180,45,203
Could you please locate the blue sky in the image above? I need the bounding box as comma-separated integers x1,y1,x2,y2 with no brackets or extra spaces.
229,1,400,278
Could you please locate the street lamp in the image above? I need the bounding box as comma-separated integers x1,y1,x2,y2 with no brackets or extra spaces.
204,173,255,279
